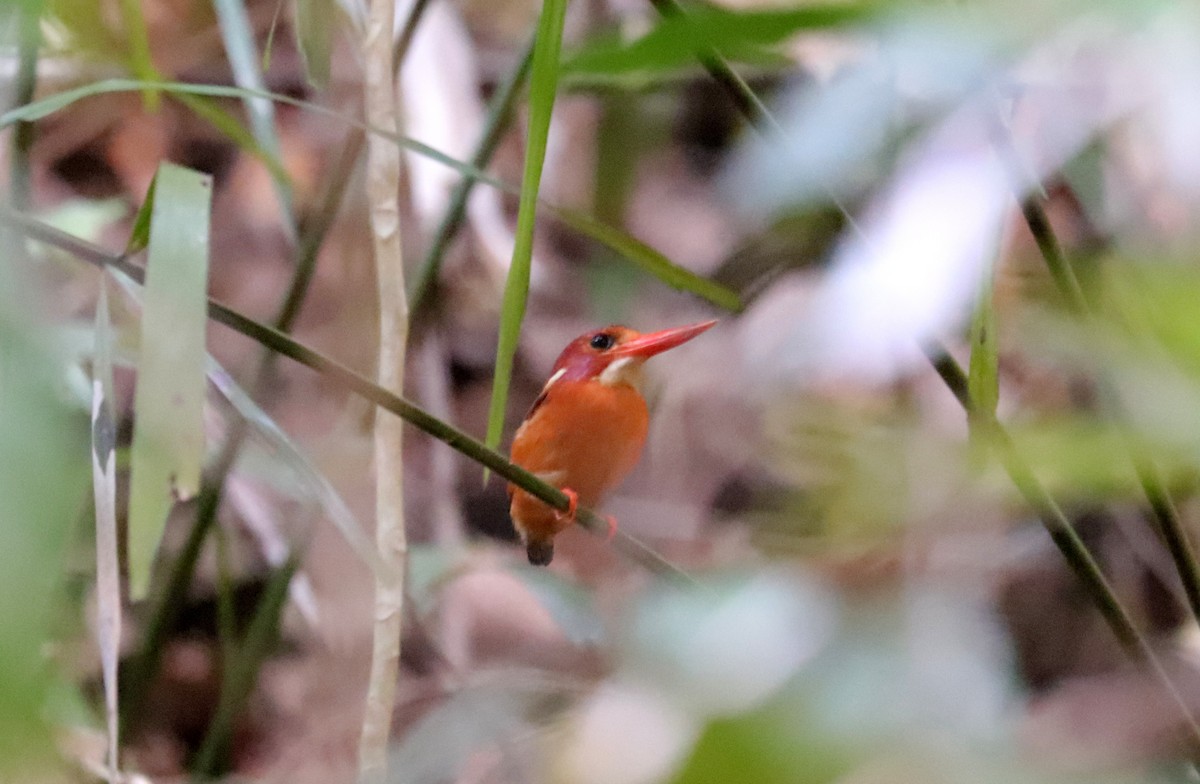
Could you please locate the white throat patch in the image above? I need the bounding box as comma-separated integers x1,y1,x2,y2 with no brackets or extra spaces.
597,356,645,389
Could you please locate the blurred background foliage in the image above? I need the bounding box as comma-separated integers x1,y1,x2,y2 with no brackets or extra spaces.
9,0,1200,781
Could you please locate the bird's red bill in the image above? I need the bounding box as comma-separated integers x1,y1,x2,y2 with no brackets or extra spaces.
613,319,717,360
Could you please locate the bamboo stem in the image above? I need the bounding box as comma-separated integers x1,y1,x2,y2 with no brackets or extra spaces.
358,0,409,773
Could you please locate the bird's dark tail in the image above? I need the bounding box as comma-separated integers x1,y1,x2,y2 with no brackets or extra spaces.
526,539,554,566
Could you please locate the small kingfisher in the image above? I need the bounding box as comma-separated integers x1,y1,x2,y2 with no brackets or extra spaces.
508,320,717,565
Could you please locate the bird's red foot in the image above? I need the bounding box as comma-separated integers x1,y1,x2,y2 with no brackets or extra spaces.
604,515,619,542
554,488,579,525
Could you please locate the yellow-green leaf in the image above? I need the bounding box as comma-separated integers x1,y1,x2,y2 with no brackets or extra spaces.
484,0,571,475
127,163,213,599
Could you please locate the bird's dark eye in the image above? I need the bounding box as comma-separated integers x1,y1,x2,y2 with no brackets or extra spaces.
590,333,616,351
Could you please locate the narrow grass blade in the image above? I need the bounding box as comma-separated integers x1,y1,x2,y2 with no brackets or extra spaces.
550,206,742,312
213,0,297,242
10,0,40,211
407,35,535,314
90,277,121,779
0,79,495,184
117,0,160,110
192,555,298,777
967,266,999,445
127,163,213,600
294,0,336,88
563,2,870,78
484,0,571,470
206,359,384,574
171,93,292,191
2,77,736,308
7,210,697,583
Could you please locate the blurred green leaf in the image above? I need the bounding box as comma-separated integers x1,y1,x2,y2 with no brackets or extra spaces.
564,3,871,79
116,0,161,110
45,0,122,59
1101,262,1200,378
674,701,852,784
0,225,88,771
484,0,570,469
38,199,127,244
1001,416,1159,503
127,163,212,600
294,0,337,89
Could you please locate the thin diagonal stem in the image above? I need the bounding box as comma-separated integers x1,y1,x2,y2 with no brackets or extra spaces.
991,120,1200,629
6,211,696,586
637,0,1200,749
929,347,1200,755
119,113,359,732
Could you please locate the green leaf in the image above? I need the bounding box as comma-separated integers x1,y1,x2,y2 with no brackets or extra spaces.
564,3,871,79
0,223,87,770
551,205,742,312
125,175,156,255
127,163,213,600
483,0,571,471
117,0,161,110
213,0,297,240
967,266,999,429
294,0,337,89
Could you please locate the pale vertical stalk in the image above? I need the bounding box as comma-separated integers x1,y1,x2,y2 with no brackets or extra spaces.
357,0,408,776
91,279,121,781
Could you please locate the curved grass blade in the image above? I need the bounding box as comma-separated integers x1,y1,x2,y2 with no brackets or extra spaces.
206,356,384,574
117,0,160,109
967,266,999,446
550,206,742,312
3,80,732,311
171,93,292,192
109,265,386,578
214,0,297,241
127,163,212,600
483,0,571,473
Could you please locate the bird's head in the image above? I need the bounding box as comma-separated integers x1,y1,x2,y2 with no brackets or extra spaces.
548,320,717,388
